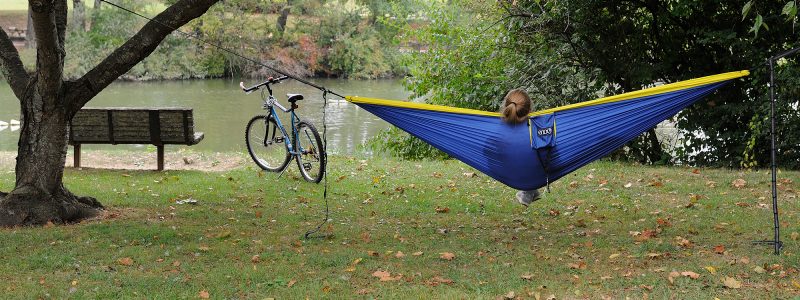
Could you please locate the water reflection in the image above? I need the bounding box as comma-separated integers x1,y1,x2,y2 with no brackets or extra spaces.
0,78,409,154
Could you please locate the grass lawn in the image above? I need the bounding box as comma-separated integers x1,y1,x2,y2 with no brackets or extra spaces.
0,155,798,299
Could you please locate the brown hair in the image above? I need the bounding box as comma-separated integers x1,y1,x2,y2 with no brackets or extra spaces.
501,89,532,124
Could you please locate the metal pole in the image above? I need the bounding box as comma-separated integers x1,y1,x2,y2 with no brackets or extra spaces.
768,58,782,255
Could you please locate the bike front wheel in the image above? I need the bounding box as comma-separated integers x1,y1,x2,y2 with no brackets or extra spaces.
295,121,326,183
245,115,290,172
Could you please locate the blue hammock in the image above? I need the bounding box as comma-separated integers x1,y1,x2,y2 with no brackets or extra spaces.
346,71,749,190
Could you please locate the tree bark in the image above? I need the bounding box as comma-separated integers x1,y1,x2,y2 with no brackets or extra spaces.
73,0,87,32
0,0,221,227
26,9,36,49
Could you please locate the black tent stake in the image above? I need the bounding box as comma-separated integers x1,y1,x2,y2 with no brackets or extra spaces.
753,46,800,255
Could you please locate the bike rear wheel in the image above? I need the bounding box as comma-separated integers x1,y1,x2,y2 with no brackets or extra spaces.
295,121,326,183
245,115,290,172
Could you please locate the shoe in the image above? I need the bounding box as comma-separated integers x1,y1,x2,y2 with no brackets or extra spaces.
515,190,541,206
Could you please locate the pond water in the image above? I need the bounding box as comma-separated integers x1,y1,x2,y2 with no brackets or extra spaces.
0,78,410,154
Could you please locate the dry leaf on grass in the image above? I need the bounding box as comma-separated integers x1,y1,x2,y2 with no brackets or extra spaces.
412,251,424,256
251,255,260,263
372,270,401,281
287,279,297,288
435,206,450,213
198,290,210,299
504,291,516,299
609,253,621,259
704,266,717,274
732,178,747,188
568,261,587,269
681,271,700,279
520,273,533,281
713,245,725,254
440,252,456,261
117,257,134,266
723,276,742,289
395,251,406,258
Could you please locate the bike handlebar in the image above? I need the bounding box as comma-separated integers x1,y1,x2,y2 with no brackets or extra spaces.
239,75,290,94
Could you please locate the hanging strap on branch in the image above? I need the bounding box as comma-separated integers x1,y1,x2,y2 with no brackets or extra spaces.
100,0,345,99
303,89,332,239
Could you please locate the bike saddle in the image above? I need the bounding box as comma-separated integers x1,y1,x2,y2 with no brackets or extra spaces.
287,94,304,103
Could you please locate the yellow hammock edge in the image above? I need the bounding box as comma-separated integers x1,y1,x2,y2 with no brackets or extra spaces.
346,70,750,117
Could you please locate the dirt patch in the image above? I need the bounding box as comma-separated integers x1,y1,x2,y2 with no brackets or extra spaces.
0,150,248,172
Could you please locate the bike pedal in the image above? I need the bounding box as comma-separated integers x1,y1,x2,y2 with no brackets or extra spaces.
303,163,312,171
275,136,284,143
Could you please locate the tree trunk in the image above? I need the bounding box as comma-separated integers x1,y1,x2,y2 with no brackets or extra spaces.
276,6,290,34
0,94,103,226
73,0,87,32
645,127,663,163
0,0,221,227
25,10,35,49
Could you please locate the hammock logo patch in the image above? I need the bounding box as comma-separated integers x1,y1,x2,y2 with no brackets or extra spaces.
537,127,553,136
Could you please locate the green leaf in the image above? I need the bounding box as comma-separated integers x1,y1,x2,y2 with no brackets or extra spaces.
784,1,798,20
742,1,754,20
750,14,764,36
783,1,796,16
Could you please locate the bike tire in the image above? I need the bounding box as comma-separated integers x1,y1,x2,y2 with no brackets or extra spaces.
245,115,290,172
295,121,326,183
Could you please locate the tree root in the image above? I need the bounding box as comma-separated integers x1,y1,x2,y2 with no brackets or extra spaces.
0,188,103,227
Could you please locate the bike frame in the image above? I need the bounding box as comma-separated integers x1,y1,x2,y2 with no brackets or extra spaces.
263,93,306,156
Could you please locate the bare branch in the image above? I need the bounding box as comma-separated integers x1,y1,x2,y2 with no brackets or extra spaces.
0,26,30,100
68,0,221,114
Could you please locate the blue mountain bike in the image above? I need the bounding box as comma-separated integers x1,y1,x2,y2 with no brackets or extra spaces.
240,76,326,183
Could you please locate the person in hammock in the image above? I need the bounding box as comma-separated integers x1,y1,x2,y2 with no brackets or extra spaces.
501,89,542,206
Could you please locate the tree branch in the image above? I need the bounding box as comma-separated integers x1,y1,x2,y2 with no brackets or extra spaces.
30,0,65,99
68,0,221,114
0,26,30,100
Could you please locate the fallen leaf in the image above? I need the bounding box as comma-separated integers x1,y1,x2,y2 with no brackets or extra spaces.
435,206,450,214
723,276,742,289
681,271,700,279
624,182,632,188
322,285,331,293
692,169,700,174
675,236,692,248
504,291,516,299
668,271,679,284
791,232,799,240
548,209,560,216
609,253,621,259
440,252,456,261
117,257,134,266
705,266,717,275
739,257,750,264
395,251,406,258
430,276,454,285
569,181,579,188
520,273,533,281
287,279,297,288
361,232,371,243
367,250,379,257
713,245,725,254
568,261,587,269
732,178,747,188
255,211,262,218
198,290,210,299
463,172,477,178
412,251,424,256
198,245,210,252
372,270,401,281
753,266,766,274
